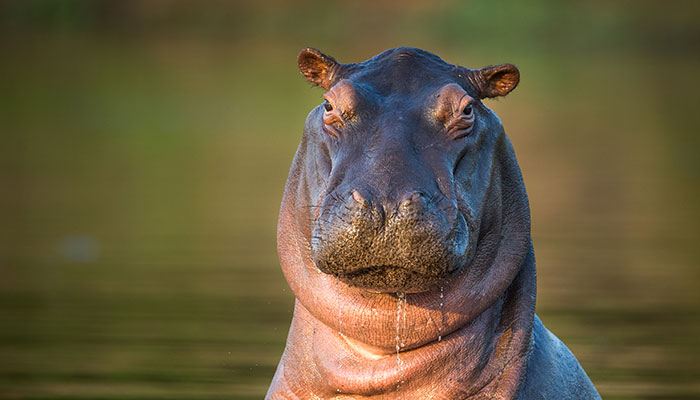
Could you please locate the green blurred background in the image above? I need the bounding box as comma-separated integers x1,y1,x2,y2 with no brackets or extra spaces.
1,1,699,399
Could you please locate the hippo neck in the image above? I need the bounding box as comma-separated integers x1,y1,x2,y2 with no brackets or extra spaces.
277,251,536,399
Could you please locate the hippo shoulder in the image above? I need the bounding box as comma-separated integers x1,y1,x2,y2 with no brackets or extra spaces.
517,315,601,400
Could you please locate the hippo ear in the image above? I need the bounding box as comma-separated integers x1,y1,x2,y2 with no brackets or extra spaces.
298,48,340,90
471,64,520,99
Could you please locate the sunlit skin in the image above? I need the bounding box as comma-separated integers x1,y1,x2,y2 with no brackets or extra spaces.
267,47,600,399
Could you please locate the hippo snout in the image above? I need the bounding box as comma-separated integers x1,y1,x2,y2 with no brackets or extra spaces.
311,188,469,293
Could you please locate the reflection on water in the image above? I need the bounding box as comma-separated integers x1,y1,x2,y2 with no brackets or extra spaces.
1,2,699,399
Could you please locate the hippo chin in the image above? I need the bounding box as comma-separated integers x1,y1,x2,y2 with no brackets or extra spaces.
267,47,601,399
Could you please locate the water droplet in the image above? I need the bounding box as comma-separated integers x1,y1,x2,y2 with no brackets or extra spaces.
438,284,445,342
395,292,405,366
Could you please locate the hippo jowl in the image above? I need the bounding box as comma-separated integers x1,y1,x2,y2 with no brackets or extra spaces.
267,47,601,399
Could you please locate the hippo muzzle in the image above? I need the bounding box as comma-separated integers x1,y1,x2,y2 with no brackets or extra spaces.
311,186,470,292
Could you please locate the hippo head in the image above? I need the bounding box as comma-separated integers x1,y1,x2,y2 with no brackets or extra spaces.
297,47,520,294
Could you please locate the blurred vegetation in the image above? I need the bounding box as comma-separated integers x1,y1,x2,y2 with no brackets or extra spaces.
1,1,699,399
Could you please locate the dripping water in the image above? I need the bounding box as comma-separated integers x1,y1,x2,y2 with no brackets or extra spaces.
395,291,405,365
401,293,407,349
395,291,406,391
438,284,444,342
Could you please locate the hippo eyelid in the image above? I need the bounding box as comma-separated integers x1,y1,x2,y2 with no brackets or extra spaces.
322,94,337,109
454,93,471,113
456,92,475,113
322,109,344,127
446,101,476,139
320,97,345,138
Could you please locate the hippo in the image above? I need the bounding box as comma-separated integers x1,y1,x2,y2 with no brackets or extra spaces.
267,47,600,399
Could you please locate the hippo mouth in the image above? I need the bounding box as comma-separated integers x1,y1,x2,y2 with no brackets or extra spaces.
334,264,445,293
312,207,472,293
311,186,473,293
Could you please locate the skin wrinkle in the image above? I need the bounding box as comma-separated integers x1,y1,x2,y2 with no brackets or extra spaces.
267,48,600,399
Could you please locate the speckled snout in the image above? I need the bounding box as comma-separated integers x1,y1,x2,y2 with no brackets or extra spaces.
311,187,469,293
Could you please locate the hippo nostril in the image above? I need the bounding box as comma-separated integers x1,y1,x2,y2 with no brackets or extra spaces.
399,191,425,211
351,190,367,206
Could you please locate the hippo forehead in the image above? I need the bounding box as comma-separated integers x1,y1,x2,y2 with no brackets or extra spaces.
342,47,473,99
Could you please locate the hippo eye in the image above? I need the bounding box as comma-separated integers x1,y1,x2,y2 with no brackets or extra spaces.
323,101,333,112
463,104,473,117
